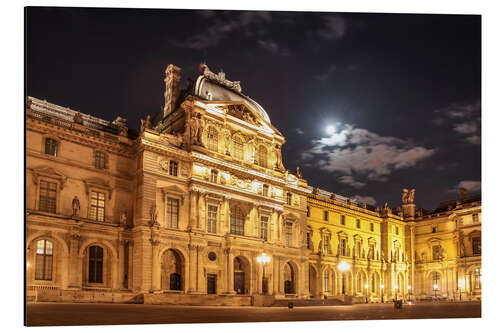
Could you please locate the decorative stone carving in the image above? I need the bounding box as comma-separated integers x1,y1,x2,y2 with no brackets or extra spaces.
73,112,83,124
273,144,285,171
140,115,152,133
186,113,205,147
296,166,302,179
149,204,159,227
402,188,415,204
200,63,242,93
222,128,231,155
71,196,80,217
120,209,127,227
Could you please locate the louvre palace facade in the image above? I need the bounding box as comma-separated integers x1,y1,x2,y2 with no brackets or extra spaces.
25,64,481,305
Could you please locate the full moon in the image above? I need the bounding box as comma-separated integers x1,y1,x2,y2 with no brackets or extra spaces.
326,125,335,134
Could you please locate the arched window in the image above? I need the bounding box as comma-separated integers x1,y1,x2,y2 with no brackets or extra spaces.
230,206,245,236
88,246,103,283
44,138,58,156
323,270,329,292
233,136,243,160
258,146,267,168
207,127,218,152
35,239,53,280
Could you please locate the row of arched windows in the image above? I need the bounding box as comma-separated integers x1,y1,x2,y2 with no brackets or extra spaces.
204,127,268,168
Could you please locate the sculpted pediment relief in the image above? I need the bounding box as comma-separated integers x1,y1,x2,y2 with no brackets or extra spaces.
282,212,298,222
217,103,260,126
30,165,67,189
467,229,481,240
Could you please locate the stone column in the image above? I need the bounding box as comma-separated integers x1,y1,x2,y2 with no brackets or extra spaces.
188,244,197,293
188,190,198,230
257,256,263,294
410,225,415,291
272,255,279,295
118,239,125,290
67,233,81,288
225,249,235,294
150,240,161,292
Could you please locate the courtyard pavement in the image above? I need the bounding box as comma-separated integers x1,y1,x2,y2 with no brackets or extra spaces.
26,301,481,326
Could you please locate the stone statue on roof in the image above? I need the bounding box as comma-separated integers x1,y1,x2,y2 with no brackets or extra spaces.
200,63,242,93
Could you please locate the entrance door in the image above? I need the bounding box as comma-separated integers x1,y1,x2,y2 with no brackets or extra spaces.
234,272,245,294
207,274,217,294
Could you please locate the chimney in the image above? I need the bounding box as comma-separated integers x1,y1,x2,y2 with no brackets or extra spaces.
163,64,182,118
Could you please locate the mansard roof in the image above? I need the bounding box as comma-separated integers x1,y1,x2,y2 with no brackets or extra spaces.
193,65,271,124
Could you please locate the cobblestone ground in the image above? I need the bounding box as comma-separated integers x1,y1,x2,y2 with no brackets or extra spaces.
26,301,481,326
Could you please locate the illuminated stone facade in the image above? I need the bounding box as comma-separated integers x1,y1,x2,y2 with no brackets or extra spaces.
25,64,481,304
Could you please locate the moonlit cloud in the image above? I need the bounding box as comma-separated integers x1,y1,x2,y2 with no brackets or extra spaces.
352,195,377,206
319,15,346,40
433,100,481,145
338,175,366,189
301,123,436,187
449,180,481,194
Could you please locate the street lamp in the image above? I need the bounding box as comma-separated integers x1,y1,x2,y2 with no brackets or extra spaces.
381,284,385,303
338,261,350,295
257,253,271,295
365,283,369,303
394,283,398,301
407,286,412,304
458,279,465,301
433,283,439,300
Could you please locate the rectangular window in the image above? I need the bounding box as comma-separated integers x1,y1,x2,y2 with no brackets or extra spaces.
44,138,58,156
262,184,269,197
323,235,331,254
340,215,345,225
207,205,218,233
94,151,107,169
323,211,328,221
356,219,361,228
395,226,399,235
90,191,105,222
369,244,375,259
340,239,347,256
370,223,374,232
166,198,179,229
286,192,292,205
210,170,218,183
285,222,293,247
35,240,53,280
39,180,57,213
432,226,437,233
432,245,441,261
260,215,269,241
169,161,178,176
472,237,481,255
472,213,479,224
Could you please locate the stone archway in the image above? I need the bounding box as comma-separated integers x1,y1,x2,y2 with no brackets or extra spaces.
309,264,318,298
161,249,185,291
234,256,250,294
284,261,297,294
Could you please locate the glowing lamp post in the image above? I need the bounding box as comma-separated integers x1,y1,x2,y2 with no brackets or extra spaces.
257,253,271,295
381,284,385,303
433,284,439,300
338,261,350,295
365,283,369,303
407,286,412,304
458,279,465,301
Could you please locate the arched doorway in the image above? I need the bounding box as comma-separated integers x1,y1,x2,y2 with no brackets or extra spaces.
161,249,184,291
284,262,296,294
309,264,317,298
234,256,250,294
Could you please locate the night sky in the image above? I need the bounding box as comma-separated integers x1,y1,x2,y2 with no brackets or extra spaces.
26,7,481,211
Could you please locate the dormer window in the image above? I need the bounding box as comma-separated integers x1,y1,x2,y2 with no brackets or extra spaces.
44,138,58,156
